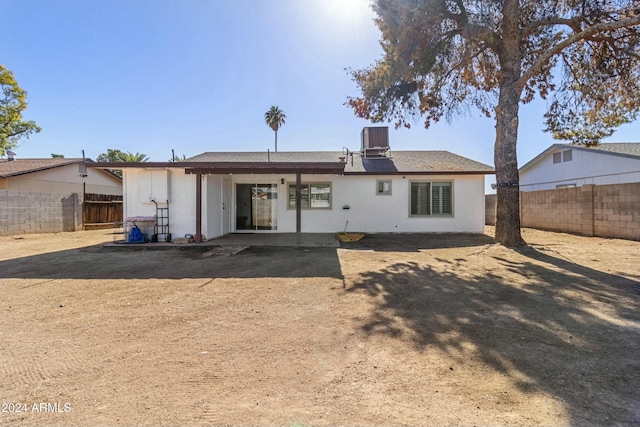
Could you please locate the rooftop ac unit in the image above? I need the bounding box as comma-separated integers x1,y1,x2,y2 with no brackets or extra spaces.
361,127,389,158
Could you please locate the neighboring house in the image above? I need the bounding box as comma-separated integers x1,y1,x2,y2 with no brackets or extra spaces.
0,156,123,235
98,128,494,241
0,157,122,195
519,143,640,191
489,142,640,241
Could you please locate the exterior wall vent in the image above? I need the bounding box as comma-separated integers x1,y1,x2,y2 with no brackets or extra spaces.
361,127,389,158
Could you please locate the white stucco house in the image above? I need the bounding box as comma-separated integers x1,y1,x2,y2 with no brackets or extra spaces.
92,128,494,242
520,143,640,191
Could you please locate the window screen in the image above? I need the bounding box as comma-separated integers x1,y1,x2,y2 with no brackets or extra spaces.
410,182,452,216
432,182,452,215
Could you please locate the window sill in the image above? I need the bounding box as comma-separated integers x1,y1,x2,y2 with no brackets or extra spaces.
409,214,454,218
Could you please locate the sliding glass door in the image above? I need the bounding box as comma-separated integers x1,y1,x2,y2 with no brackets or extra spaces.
236,184,277,231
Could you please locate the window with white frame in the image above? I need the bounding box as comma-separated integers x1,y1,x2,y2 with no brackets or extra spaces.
376,180,392,195
553,152,562,164
288,183,331,209
410,181,453,216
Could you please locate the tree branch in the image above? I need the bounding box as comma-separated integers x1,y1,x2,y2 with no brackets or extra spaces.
523,17,582,36
464,23,500,51
452,0,467,22
441,0,499,51
517,14,640,89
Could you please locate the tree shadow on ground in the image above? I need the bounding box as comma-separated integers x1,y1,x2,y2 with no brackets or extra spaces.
0,245,343,280
346,246,640,425
340,233,495,252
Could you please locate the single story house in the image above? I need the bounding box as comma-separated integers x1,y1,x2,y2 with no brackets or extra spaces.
90,128,494,242
520,143,640,191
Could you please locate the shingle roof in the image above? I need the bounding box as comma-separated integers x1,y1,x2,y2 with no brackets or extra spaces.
187,151,494,174
0,158,84,178
520,143,640,172
0,158,122,180
579,143,640,157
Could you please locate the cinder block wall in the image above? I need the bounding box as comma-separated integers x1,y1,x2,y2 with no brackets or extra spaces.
593,182,640,241
521,185,595,235
0,190,82,236
485,182,640,241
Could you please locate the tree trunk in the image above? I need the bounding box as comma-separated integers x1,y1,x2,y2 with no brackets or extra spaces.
494,0,526,247
275,130,278,152
494,85,525,246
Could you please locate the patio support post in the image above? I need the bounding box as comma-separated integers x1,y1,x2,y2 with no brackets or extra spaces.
195,172,202,243
296,171,302,245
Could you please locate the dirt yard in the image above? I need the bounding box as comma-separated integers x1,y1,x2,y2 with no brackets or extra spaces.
0,227,638,426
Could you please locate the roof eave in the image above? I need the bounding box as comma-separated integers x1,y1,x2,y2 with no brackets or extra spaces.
86,161,180,168
519,143,570,172
0,159,85,178
185,162,346,175
344,170,495,175
86,162,493,175
87,161,347,175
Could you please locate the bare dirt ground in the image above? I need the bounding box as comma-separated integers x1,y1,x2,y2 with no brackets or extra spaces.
0,227,638,426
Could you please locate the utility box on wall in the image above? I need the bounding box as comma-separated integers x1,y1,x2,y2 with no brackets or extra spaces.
137,169,171,203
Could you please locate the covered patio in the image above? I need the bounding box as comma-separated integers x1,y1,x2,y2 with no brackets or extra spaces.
89,160,346,244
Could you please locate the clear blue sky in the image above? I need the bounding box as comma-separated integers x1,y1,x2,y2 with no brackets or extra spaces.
2,0,638,190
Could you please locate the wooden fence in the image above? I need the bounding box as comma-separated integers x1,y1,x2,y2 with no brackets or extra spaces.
83,193,123,228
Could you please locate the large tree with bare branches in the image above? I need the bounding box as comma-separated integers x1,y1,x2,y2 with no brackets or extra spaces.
347,0,640,246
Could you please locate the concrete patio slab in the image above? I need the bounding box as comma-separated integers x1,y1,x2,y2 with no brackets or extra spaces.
103,233,340,249
206,233,340,248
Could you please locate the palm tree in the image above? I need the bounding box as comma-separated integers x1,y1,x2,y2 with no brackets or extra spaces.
264,105,286,152
118,152,149,162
